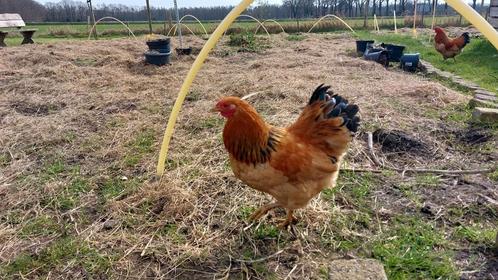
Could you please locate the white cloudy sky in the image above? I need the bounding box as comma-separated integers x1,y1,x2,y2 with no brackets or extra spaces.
35,0,284,8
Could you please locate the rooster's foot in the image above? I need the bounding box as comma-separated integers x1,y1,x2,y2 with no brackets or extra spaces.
249,202,280,222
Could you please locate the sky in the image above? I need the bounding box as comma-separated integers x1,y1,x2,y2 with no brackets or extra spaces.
34,0,284,8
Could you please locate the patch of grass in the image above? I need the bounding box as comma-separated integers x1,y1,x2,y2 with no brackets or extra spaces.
445,104,472,123
52,177,91,211
185,90,202,102
239,205,256,219
228,32,264,52
489,169,498,182
129,129,155,154
286,34,306,41
123,129,156,167
98,177,139,201
415,174,440,187
1,237,113,278
165,157,192,171
41,160,65,181
201,116,224,128
253,224,279,239
159,223,187,244
397,181,422,206
371,217,457,279
453,225,496,246
336,171,377,208
0,153,11,167
20,215,60,238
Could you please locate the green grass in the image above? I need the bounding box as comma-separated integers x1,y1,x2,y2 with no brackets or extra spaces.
453,224,496,246
228,31,263,52
371,218,457,279
1,237,113,278
20,215,60,238
123,129,156,167
356,31,498,93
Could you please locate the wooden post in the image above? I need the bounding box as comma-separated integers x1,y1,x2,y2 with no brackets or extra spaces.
364,0,370,28
413,0,418,37
146,0,153,34
87,0,98,39
173,0,183,48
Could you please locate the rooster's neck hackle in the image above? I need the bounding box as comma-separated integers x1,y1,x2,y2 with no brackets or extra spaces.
222,103,280,165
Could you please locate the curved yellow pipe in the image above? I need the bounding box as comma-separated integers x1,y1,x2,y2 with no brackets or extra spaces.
179,15,209,37
87,16,137,40
222,14,271,38
254,19,286,34
307,14,356,34
445,0,498,50
156,0,255,176
166,23,200,38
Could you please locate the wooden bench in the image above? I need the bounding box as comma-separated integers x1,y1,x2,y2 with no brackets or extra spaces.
0,13,37,47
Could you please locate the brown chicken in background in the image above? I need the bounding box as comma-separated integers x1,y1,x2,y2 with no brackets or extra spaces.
434,26,470,61
213,85,360,228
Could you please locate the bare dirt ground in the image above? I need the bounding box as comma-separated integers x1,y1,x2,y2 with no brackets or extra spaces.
0,33,497,279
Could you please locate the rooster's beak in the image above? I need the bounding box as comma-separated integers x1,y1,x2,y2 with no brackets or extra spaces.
210,106,219,113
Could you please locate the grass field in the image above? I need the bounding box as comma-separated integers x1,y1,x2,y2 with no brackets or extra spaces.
1,15,466,40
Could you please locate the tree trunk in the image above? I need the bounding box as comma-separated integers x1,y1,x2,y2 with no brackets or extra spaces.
386,0,390,16
364,0,370,27
421,0,428,27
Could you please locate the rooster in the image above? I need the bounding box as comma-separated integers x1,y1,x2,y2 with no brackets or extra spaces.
213,85,359,228
434,27,470,61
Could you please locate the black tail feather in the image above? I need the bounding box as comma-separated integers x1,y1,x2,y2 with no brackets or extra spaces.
309,84,332,105
462,32,470,46
309,84,360,133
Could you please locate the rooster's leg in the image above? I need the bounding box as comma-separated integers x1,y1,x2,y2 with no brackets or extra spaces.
249,202,280,221
277,209,297,229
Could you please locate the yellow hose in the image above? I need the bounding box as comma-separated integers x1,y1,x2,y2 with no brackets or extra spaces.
445,0,498,50
156,0,255,176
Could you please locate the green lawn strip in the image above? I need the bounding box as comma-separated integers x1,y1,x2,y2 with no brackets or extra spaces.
355,31,498,94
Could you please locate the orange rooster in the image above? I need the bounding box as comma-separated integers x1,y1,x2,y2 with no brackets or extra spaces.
213,85,359,228
434,27,470,61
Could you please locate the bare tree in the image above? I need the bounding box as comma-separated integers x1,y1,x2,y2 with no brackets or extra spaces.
0,0,46,21
363,0,370,27
283,0,304,31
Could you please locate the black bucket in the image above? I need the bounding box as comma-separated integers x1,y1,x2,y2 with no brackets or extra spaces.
146,37,171,54
400,53,420,72
364,49,389,67
145,50,170,66
356,40,375,55
382,43,406,62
